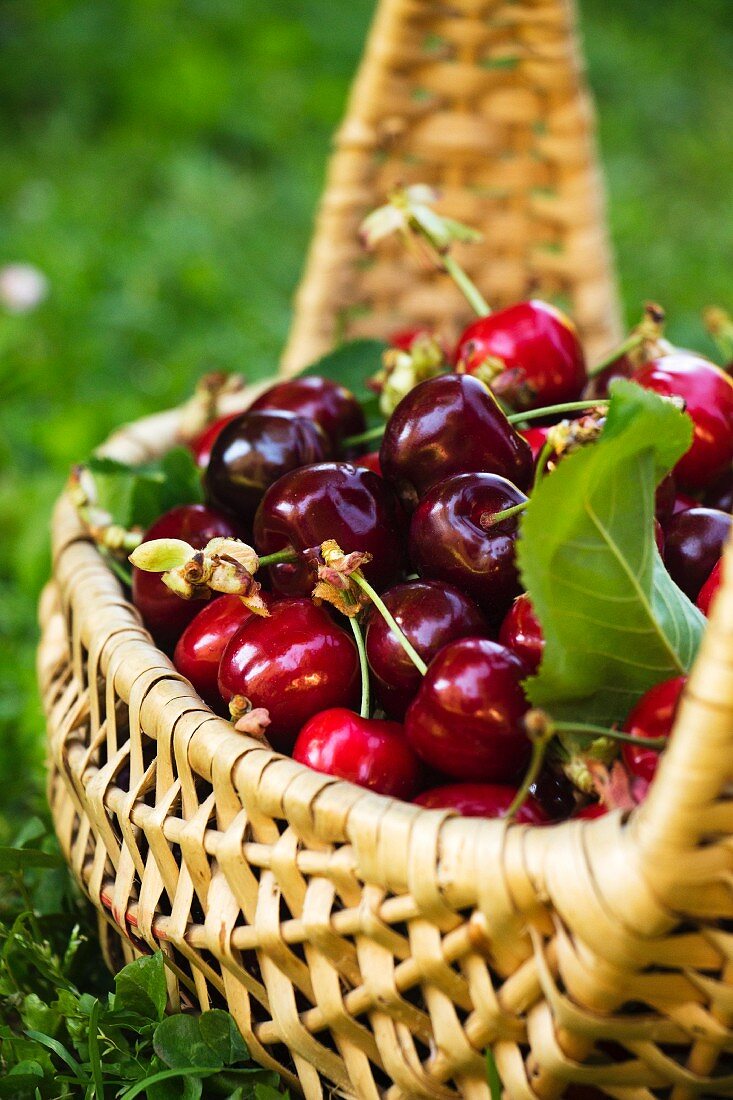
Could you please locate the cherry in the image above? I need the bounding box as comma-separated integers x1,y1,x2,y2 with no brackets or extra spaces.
672,492,697,519
218,599,359,751
380,374,533,510
354,451,382,476
499,594,544,673
633,353,733,489
365,580,489,719
454,300,586,411
622,675,686,784
253,462,406,597
530,768,576,821
405,638,530,781
664,507,732,601
390,327,432,352
174,593,272,709
414,782,549,825
704,468,733,514
574,802,608,820
190,412,239,469
697,559,722,616
132,504,240,649
293,708,420,799
655,473,676,528
248,375,365,446
520,425,551,461
582,353,633,401
409,473,527,621
205,410,330,524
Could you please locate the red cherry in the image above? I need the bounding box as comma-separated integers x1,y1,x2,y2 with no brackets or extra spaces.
390,327,432,352
697,559,722,616
205,410,331,524
520,425,551,460
454,300,586,410
190,412,239,468
574,802,608,820
409,472,527,621
622,675,686,783
414,782,549,825
664,507,732,601
633,354,733,489
132,504,240,650
254,462,406,597
293,708,420,799
248,375,365,445
354,451,382,476
218,599,359,751
174,593,272,709
582,353,634,401
365,580,489,718
405,638,530,782
380,374,533,510
655,472,677,528
498,594,544,673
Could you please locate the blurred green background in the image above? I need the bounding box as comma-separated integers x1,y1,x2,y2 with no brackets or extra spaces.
0,0,731,836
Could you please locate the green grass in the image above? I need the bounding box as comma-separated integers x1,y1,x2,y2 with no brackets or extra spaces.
0,0,730,935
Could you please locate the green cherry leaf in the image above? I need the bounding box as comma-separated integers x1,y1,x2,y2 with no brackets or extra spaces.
298,339,388,405
518,379,704,727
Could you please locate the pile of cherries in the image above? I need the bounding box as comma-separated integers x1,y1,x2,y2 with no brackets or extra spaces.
127,296,733,825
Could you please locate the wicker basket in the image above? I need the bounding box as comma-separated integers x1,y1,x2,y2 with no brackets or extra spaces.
40,3,733,1098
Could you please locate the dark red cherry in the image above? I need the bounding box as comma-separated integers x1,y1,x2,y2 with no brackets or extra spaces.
248,375,365,445
409,473,527,621
132,504,239,650
205,410,330,524
365,580,489,719
355,450,382,476
520,425,551,460
654,473,676,528
405,638,530,781
454,300,586,410
582,354,634,401
254,462,406,597
218,599,359,751
704,468,733,514
529,768,576,821
672,492,697,519
574,802,607,820
499,594,544,673
633,354,733,489
414,783,549,825
380,374,533,510
293,708,420,799
664,507,732,601
622,675,686,783
174,593,272,709
190,412,239,469
697,559,722,616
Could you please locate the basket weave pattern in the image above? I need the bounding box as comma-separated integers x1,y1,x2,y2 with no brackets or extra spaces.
282,0,621,374
38,2,733,1097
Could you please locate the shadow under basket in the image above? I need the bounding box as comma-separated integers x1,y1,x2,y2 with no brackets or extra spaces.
39,1,733,1097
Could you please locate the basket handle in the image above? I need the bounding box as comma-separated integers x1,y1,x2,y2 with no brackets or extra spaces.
280,0,622,377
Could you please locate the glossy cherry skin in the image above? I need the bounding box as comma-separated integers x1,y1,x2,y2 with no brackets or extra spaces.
633,354,733,489
205,410,330,524
132,504,240,650
704,468,733,513
697,559,722,616
409,473,527,621
520,425,551,461
655,473,676,528
414,783,549,824
248,375,365,445
355,451,382,476
190,412,239,468
664,507,732,601
454,300,587,411
530,768,576,821
254,462,406,596
293,709,421,799
380,374,533,510
218,599,359,751
499,594,544,673
672,492,697,519
365,580,489,719
405,638,530,781
174,594,271,709
621,675,686,784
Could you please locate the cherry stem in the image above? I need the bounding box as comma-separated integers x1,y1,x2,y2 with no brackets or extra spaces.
586,332,643,379
349,616,371,720
533,439,554,488
508,399,607,425
481,501,528,528
440,252,491,318
258,548,299,568
505,724,555,821
352,574,428,676
341,424,385,449
552,720,667,750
